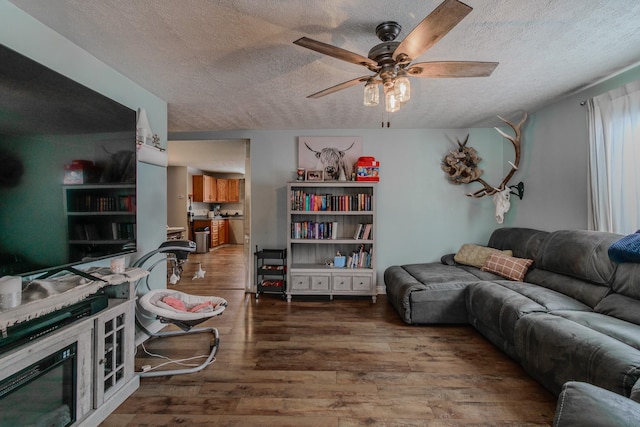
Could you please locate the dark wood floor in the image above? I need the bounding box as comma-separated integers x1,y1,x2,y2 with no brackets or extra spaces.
101,245,556,426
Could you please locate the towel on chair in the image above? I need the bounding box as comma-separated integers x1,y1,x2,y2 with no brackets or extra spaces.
159,295,214,313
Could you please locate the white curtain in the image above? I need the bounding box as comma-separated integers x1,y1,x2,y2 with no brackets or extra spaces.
587,80,640,234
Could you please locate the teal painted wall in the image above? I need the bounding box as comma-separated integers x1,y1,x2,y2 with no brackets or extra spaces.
508,64,640,231
170,128,505,286
1,1,168,286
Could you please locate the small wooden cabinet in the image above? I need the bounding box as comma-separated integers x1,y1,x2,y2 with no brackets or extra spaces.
218,219,228,245
216,179,228,202
227,179,240,202
192,175,216,202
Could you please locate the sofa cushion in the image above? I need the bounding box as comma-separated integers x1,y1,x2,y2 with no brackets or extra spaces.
595,293,640,326
487,227,549,260
466,280,592,360
384,263,491,324
524,268,610,308
515,312,640,397
481,253,533,281
609,262,640,299
454,243,513,268
554,381,640,427
535,230,620,285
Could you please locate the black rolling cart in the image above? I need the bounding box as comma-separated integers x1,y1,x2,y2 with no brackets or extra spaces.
254,246,286,299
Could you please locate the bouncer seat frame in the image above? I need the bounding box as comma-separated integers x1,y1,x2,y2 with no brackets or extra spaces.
132,240,227,378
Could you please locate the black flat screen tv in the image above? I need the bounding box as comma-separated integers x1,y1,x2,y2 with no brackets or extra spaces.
0,44,137,277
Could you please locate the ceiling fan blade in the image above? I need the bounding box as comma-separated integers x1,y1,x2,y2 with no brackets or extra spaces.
407,61,498,78
393,0,473,63
307,76,371,99
294,37,378,70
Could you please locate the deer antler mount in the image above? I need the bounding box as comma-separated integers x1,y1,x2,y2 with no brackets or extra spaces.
441,134,483,185
441,112,528,198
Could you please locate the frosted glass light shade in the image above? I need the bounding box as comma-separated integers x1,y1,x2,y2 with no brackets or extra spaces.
363,80,379,106
385,90,400,113
394,75,411,103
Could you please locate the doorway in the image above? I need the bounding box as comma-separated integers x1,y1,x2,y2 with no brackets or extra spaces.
166,139,251,291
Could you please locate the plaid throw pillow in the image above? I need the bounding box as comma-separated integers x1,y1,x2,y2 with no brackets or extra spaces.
454,244,513,268
481,253,533,281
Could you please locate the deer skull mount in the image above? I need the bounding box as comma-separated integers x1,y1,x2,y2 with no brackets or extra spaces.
441,112,528,223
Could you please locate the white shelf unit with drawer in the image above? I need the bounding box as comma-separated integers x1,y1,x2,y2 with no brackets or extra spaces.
286,181,377,302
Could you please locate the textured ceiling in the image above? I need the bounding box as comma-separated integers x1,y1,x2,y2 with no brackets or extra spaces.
8,0,640,132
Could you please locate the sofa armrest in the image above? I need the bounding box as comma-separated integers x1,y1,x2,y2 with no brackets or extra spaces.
554,381,640,427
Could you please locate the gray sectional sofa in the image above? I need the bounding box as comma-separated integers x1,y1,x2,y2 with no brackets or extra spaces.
384,227,640,426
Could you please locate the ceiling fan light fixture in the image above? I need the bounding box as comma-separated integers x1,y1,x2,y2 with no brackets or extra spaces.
363,79,379,107
385,89,401,113
394,73,411,103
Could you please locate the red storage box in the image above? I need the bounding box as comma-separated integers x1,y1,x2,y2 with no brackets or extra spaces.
63,160,99,184
355,156,380,181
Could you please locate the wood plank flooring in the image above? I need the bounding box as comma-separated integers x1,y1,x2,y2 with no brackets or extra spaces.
101,245,556,426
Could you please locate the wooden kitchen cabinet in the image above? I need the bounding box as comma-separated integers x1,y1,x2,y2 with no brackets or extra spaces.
218,219,228,245
227,179,240,202
216,179,228,202
192,175,216,202
193,176,239,203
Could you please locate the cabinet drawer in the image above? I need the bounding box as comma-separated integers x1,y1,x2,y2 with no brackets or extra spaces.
332,275,352,291
290,275,310,290
290,274,330,291
352,275,372,291
310,275,330,291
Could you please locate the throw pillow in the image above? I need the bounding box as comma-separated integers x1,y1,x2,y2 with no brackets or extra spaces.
481,253,533,281
608,230,640,263
454,244,513,268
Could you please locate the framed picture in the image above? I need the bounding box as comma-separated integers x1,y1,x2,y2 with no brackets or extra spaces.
298,136,363,181
306,170,324,181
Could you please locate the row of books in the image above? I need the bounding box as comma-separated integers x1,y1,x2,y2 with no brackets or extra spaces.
290,222,374,240
70,194,136,212
344,244,373,269
290,190,372,212
291,221,339,240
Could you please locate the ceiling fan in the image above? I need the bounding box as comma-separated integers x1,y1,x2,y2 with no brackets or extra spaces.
293,0,498,112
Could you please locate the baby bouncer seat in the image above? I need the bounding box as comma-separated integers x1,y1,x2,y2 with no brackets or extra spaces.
132,240,227,378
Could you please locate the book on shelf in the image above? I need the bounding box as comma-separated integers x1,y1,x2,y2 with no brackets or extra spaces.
352,223,372,240
353,223,363,240
362,223,372,240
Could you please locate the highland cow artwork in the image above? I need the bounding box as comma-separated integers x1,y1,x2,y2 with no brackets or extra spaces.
298,136,363,181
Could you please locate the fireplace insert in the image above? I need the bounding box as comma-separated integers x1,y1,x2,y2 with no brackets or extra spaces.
0,342,77,426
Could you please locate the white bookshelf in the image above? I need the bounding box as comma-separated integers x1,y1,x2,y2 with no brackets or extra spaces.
286,181,377,302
